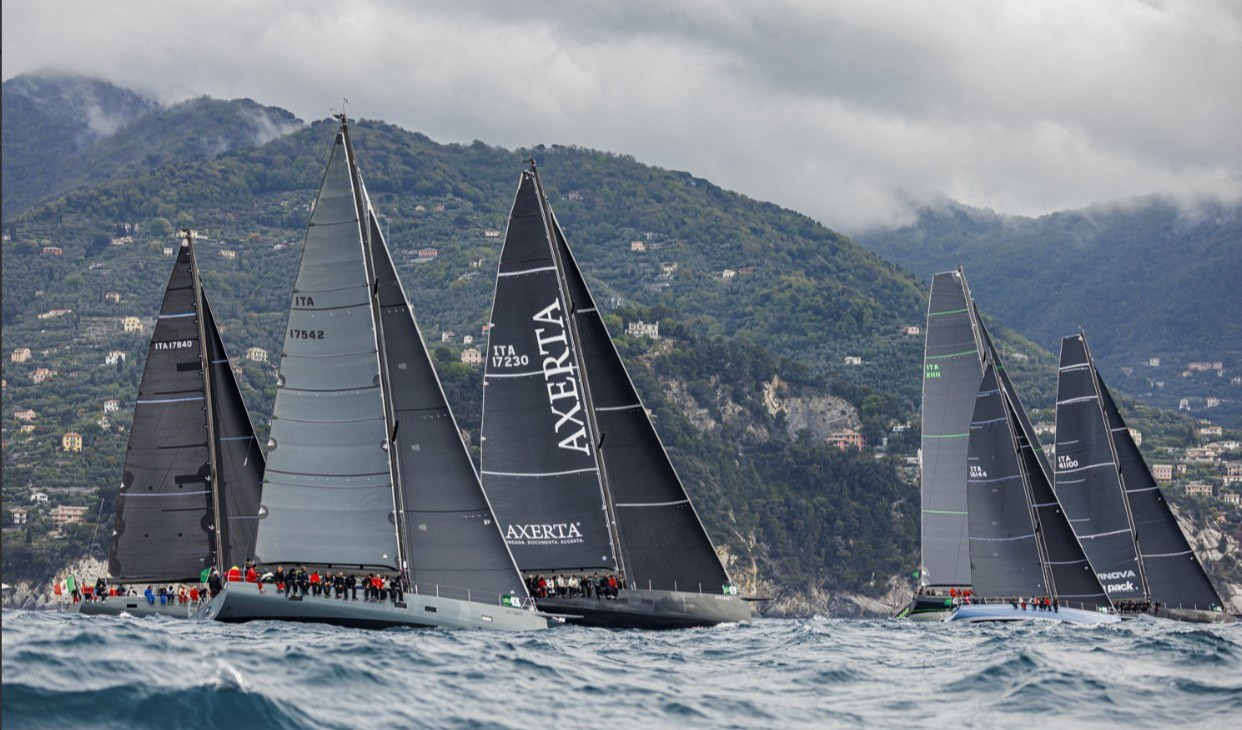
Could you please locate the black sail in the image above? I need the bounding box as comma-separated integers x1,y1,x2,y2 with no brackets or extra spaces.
550,214,730,592
920,270,985,587
201,295,265,568
1054,334,1146,600
1099,379,1223,610
977,319,1109,607
966,364,1047,598
480,171,616,572
368,211,528,600
110,241,214,581
254,129,400,571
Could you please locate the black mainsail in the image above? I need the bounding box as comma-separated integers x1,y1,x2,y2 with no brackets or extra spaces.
481,163,733,600
919,270,986,588
1054,333,1147,601
110,235,263,582
254,118,528,605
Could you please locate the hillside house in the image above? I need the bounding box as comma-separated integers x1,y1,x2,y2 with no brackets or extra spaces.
460,348,482,366
630,241,647,252
414,204,426,213
1199,425,1223,438
433,204,445,212
827,429,866,451
105,350,126,365
163,246,175,256
417,248,438,261
62,432,83,452
104,399,121,413
1179,399,1190,411
903,326,921,336
104,291,122,303
470,258,486,268
1226,463,1242,477
1206,397,1221,408
844,356,863,366
440,331,455,343
11,348,31,363
626,320,660,340
51,505,89,529
245,347,268,363
461,335,474,346
38,308,73,319
33,368,56,384
220,250,237,261
20,424,37,434
1147,358,1161,367
566,191,583,201
14,408,38,422
111,235,133,246
41,246,63,256
98,416,110,429
1184,482,1213,498
122,317,143,333
484,229,501,239
720,269,737,279
1152,464,1174,482
660,262,679,277
1188,361,1215,372
232,365,245,379
1185,446,1218,463
1128,428,1142,446
30,492,49,504
10,507,28,526
1222,492,1241,507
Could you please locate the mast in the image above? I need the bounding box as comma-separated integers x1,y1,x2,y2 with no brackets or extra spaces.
187,229,225,570
1080,330,1149,601
528,161,627,579
340,115,408,582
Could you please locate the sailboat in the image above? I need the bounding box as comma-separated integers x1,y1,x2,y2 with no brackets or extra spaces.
947,340,1116,624
1054,331,1234,623
200,117,548,631
81,230,264,618
901,270,986,620
478,162,752,628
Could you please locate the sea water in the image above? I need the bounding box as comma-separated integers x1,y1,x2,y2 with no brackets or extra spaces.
2,609,1239,728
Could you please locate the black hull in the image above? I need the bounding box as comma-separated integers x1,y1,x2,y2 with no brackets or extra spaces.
897,594,956,621
534,589,752,629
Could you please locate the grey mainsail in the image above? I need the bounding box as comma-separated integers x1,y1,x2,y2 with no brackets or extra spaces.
481,163,732,594
1054,334,1146,601
255,127,400,570
480,170,617,572
367,209,527,599
920,270,986,587
110,237,262,581
1099,365,1223,610
967,362,1048,598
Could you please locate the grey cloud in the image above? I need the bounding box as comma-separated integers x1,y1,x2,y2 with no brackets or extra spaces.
3,0,1239,231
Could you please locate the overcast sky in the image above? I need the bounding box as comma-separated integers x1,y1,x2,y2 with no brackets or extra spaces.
4,0,1240,231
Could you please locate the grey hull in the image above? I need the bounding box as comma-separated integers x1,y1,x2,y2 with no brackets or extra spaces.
534,589,752,629
1156,607,1237,624
77,598,199,619
198,581,550,631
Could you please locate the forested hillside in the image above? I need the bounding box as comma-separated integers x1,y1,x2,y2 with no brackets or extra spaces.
857,200,1242,426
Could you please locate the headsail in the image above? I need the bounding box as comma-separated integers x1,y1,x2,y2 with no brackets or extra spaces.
367,209,527,599
1100,368,1223,610
966,362,1048,598
201,295,265,568
480,170,616,572
548,197,729,592
920,270,986,587
110,241,215,581
1054,333,1146,601
255,127,400,571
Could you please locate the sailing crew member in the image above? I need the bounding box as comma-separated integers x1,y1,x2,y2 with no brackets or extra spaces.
208,569,223,597
227,565,242,583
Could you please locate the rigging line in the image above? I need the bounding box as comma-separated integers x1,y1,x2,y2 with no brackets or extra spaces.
615,499,689,508
86,496,105,560
1141,550,1193,558
595,404,641,412
1078,528,1132,539
1056,395,1098,405
968,534,1035,542
480,467,599,478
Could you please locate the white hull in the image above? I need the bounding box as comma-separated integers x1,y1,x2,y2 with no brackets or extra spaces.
948,603,1119,624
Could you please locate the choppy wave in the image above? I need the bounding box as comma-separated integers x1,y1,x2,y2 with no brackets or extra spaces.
3,610,1240,729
